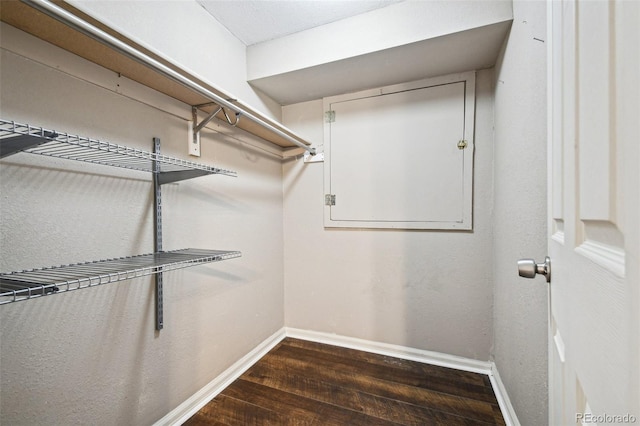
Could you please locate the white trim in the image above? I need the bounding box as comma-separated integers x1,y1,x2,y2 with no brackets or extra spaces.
156,327,519,425
153,328,286,426
575,240,625,278
489,363,521,426
285,327,492,375
553,328,566,364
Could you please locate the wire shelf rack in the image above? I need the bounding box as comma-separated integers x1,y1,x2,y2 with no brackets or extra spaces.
0,119,237,178
0,248,241,304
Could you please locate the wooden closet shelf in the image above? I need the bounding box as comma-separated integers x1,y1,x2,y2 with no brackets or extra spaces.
0,0,311,151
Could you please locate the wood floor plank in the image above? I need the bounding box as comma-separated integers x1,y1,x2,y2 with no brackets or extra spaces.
270,342,498,404
183,418,229,426
183,394,284,425
185,338,505,425
246,350,501,424
223,379,406,425
242,360,499,425
283,338,492,388
182,416,229,426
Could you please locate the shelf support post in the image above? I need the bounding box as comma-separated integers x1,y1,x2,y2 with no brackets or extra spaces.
153,137,164,331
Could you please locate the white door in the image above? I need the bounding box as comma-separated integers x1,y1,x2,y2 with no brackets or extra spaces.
546,1,639,425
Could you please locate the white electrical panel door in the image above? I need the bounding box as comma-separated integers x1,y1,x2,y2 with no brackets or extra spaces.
323,72,475,230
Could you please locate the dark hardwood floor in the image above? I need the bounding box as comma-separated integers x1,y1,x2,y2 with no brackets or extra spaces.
184,338,505,425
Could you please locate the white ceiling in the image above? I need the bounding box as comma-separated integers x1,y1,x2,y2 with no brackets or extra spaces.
196,0,402,46
193,0,512,105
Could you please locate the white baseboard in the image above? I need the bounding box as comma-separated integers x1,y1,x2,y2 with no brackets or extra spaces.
284,327,493,374
156,327,519,426
489,362,521,426
153,328,286,426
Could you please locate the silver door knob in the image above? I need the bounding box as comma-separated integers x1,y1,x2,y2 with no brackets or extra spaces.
518,256,551,282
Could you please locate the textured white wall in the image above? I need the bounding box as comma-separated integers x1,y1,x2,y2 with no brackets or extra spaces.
281,70,495,360
491,1,548,424
0,28,284,424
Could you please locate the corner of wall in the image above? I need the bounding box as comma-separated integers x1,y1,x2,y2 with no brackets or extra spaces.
489,363,522,426
490,0,549,425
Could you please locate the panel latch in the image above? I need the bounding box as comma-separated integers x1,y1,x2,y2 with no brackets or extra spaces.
325,111,336,123
457,140,468,150
325,194,336,206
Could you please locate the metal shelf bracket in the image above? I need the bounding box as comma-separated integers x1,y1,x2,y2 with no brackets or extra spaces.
190,102,241,157
0,131,57,158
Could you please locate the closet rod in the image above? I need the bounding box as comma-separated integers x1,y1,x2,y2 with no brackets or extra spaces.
23,0,316,156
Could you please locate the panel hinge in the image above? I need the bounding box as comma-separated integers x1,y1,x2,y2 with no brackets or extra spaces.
325,111,336,123
325,194,336,206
